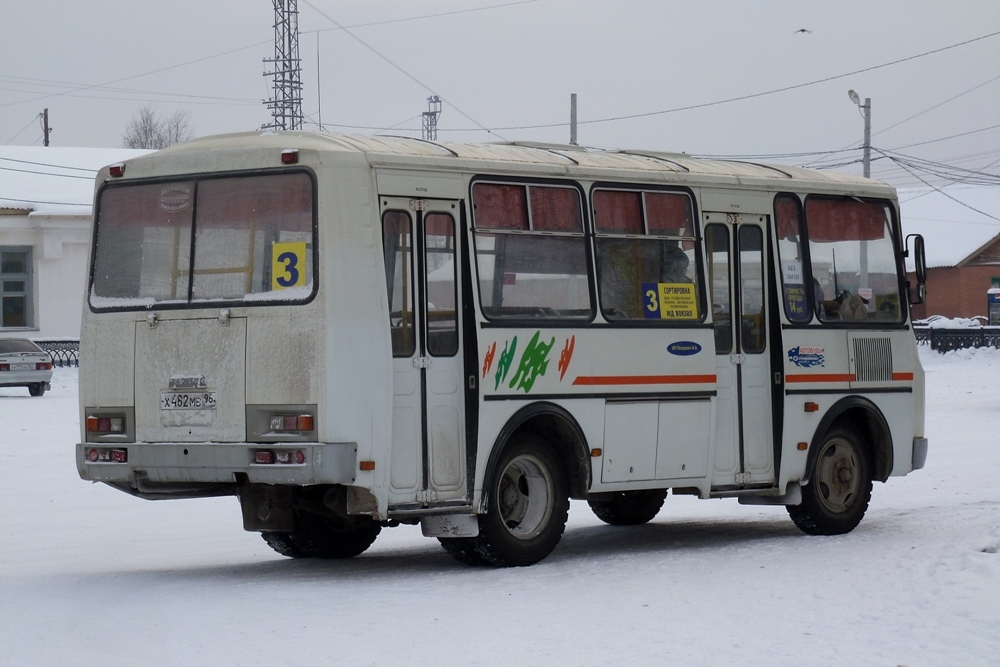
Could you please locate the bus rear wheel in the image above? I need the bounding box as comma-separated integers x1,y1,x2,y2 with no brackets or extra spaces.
443,434,569,567
787,427,872,536
262,511,381,559
588,489,667,526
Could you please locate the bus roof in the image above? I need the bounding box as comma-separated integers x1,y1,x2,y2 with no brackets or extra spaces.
144,131,895,197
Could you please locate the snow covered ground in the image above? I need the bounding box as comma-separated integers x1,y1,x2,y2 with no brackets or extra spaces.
2,346,998,666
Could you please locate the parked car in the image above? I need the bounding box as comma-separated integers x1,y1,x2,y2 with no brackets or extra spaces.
0,339,53,397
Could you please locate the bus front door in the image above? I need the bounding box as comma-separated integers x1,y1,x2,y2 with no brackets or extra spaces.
705,213,776,489
381,198,468,507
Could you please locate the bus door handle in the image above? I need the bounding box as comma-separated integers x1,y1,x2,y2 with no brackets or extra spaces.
412,356,433,369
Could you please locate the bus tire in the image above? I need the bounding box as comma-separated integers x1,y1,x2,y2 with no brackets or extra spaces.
468,434,569,567
437,538,487,566
588,489,667,526
261,531,307,558
262,512,381,559
787,427,872,536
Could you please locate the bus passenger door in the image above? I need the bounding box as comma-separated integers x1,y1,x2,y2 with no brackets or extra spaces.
706,214,776,488
381,198,467,506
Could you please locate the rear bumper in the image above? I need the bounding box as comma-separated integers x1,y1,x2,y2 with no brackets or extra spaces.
76,441,358,487
912,437,929,470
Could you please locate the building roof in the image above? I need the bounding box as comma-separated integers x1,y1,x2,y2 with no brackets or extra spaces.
0,146,150,216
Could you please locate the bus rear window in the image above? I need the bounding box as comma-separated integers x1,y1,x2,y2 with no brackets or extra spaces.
91,171,315,309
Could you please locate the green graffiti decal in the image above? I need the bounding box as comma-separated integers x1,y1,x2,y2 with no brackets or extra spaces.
494,336,517,390
509,331,556,393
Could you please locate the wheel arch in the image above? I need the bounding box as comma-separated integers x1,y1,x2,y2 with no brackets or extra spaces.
480,402,592,512
804,396,893,484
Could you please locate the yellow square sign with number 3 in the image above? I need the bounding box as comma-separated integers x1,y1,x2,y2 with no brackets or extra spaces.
271,241,307,290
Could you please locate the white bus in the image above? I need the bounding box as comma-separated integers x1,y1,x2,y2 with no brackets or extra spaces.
77,132,929,566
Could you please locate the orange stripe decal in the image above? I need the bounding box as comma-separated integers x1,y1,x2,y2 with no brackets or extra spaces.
572,374,717,386
785,374,854,383
892,372,914,381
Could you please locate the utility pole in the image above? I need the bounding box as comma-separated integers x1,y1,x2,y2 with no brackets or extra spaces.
262,0,303,131
422,96,442,140
570,94,577,146
40,108,51,146
848,90,871,177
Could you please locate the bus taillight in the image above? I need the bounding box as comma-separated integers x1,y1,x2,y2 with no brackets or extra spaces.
86,447,127,463
87,414,125,434
269,414,313,432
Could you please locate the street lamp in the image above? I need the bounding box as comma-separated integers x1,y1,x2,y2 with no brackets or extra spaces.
847,89,871,178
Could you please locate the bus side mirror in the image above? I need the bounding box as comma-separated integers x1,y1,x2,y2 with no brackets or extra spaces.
906,233,927,305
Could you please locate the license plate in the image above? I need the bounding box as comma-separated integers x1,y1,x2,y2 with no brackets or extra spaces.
160,391,217,410
10,363,34,371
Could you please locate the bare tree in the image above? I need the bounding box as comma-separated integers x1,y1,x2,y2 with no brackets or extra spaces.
122,105,193,149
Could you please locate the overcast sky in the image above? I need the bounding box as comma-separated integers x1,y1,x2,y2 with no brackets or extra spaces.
2,0,998,191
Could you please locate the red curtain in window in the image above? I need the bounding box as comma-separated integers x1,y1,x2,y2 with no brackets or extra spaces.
424,212,454,237
805,198,887,242
99,181,195,229
529,187,582,232
197,174,311,231
775,196,801,240
472,183,528,230
593,190,642,233
645,192,693,236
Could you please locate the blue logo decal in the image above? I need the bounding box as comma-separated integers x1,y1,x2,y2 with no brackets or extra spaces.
788,346,825,368
668,341,702,356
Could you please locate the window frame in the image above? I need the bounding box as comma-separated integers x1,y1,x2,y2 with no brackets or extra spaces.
799,193,907,327
88,168,319,313
590,183,706,326
0,246,33,330
470,176,595,325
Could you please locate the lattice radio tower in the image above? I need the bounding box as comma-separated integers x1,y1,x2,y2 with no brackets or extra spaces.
262,0,303,131
422,96,442,140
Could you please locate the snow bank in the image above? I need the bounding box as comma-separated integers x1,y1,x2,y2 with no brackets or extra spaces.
1,349,998,666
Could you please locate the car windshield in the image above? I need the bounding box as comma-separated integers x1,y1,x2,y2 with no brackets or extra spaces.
0,339,42,354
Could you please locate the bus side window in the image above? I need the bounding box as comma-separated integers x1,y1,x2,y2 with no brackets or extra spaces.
382,210,415,357
705,224,732,353
593,189,700,322
471,182,591,320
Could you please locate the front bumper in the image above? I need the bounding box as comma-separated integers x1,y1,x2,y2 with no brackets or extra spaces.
76,441,359,487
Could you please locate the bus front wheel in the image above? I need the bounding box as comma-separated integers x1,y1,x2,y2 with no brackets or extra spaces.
443,434,569,567
787,427,872,535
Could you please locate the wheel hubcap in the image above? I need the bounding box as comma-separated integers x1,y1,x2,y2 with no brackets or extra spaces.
815,437,861,514
496,454,554,540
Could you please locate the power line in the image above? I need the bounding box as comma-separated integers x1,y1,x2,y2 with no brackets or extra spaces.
0,156,98,172
1,2,541,111
302,0,538,35
300,0,506,140
872,73,1000,139
483,30,1000,132
3,115,40,145
0,165,93,180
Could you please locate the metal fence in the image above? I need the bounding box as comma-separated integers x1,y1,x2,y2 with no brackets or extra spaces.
913,327,1000,353
34,340,80,367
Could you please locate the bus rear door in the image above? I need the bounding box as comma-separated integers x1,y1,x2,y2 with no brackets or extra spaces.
381,197,468,507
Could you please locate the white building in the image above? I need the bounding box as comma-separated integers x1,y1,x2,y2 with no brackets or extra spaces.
0,146,148,339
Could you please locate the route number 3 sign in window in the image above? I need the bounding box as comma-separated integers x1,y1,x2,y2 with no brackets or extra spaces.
271,242,308,290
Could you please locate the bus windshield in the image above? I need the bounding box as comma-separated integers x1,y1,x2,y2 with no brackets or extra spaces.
90,171,314,309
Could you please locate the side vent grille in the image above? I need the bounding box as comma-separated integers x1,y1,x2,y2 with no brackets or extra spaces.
853,337,892,382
